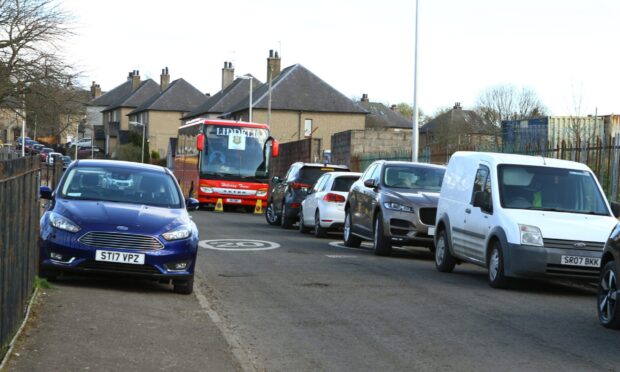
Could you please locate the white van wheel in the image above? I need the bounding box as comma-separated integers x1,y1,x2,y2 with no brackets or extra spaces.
435,229,455,272
488,241,510,289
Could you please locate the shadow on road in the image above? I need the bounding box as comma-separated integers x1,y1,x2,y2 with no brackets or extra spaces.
48,274,173,294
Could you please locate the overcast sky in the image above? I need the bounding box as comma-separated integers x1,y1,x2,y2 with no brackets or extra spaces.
63,0,620,117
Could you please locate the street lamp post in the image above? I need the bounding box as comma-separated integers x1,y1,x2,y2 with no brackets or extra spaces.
129,121,146,163
236,75,253,122
412,0,420,162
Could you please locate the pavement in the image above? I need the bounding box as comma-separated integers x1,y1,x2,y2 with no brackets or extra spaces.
1,275,241,372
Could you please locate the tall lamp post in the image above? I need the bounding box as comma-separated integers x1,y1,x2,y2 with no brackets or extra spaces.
129,121,146,163
412,0,420,162
236,75,253,122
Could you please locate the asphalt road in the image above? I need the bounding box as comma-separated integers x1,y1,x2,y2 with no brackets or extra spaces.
192,210,620,372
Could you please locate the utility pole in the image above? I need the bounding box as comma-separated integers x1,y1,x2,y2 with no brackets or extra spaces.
412,0,420,162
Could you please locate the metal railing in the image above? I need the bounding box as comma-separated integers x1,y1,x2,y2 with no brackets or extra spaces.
0,156,41,355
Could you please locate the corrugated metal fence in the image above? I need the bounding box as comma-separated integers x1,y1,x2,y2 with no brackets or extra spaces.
0,156,41,354
351,134,620,202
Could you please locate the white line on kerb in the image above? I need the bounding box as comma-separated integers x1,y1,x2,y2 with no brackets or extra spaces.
193,268,259,372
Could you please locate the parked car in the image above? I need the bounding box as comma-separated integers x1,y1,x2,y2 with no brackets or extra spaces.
24,140,39,153
434,151,620,288
598,223,620,329
61,155,72,170
39,147,54,162
75,137,92,148
46,152,63,166
344,160,446,255
38,159,200,294
17,136,31,146
299,171,362,237
32,144,45,154
77,146,102,159
265,162,350,229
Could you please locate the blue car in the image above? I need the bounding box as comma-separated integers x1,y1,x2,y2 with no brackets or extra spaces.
39,160,200,294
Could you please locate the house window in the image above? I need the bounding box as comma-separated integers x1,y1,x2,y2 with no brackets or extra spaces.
304,119,313,137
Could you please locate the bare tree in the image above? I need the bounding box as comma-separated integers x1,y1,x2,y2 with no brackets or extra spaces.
559,93,599,147
0,0,77,136
475,84,547,127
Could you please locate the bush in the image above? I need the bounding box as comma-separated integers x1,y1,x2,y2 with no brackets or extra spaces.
116,144,142,162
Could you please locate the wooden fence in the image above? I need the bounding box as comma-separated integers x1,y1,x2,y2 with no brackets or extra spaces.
0,156,41,355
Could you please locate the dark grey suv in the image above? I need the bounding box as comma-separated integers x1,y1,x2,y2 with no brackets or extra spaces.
343,160,446,256
598,216,620,329
265,162,349,229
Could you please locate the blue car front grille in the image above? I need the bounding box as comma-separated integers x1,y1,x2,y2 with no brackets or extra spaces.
79,232,163,250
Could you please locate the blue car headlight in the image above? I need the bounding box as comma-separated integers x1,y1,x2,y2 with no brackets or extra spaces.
49,212,81,233
162,225,192,241
383,202,414,213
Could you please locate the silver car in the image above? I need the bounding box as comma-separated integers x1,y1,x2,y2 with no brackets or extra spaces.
343,160,446,256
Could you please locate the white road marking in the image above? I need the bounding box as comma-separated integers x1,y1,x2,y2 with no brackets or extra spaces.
199,239,280,251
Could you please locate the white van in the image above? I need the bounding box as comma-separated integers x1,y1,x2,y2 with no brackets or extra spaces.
434,151,620,288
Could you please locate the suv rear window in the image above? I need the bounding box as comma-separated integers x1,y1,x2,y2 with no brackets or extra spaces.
298,166,347,185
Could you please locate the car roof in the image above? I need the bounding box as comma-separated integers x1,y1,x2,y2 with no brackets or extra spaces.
73,159,168,173
294,162,349,169
328,171,362,178
376,160,447,170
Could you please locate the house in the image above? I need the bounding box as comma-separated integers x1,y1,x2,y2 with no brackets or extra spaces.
0,97,21,144
92,70,160,156
185,51,367,152
183,62,260,120
85,81,106,149
128,68,209,158
357,94,412,129
420,102,498,149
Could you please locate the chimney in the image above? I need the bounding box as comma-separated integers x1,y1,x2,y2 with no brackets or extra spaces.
454,102,461,109
131,70,141,91
361,93,369,103
267,50,281,83
90,81,102,99
222,61,234,90
160,67,170,92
